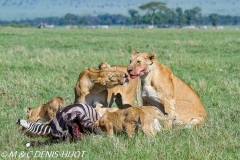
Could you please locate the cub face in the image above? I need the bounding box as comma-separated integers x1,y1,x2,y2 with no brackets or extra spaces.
94,118,107,132
24,97,66,123
24,106,40,120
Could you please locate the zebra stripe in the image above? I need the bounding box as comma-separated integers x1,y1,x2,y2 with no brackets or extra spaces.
51,103,101,138
28,122,51,135
17,120,51,136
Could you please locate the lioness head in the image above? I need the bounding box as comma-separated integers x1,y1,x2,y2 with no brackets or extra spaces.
94,62,129,87
127,51,156,79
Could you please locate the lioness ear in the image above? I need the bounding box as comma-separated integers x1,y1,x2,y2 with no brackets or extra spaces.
111,67,117,71
24,107,31,114
98,62,110,70
147,53,156,61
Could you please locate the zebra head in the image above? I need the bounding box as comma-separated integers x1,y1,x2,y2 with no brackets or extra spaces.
16,119,29,128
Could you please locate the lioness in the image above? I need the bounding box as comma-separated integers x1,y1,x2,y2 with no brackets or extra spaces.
127,51,207,128
25,97,66,124
94,106,170,137
74,62,139,108
106,65,141,108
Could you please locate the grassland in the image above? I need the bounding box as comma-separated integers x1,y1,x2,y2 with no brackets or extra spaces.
0,27,239,160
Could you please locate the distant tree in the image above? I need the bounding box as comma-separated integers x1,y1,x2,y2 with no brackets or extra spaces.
83,15,100,25
155,4,169,25
165,9,177,26
193,7,202,24
128,9,138,18
135,14,142,25
193,7,202,15
209,13,218,26
226,15,233,25
97,14,129,25
176,7,184,26
142,14,151,24
79,17,86,25
128,9,139,25
232,16,240,25
114,14,130,25
2,5,240,27
155,7,173,26
184,6,202,25
139,1,166,25
60,13,79,25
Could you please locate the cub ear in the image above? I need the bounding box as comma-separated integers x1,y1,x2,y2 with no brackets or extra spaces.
147,53,156,61
98,62,110,70
24,107,31,114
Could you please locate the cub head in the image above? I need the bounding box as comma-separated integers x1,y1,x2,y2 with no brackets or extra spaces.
93,110,112,132
24,107,33,118
95,107,119,117
24,105,43,121
94,62,129,88
127,51,156,79
93,118,107,132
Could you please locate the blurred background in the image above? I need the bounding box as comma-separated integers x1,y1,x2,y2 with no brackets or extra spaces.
0,0,239,28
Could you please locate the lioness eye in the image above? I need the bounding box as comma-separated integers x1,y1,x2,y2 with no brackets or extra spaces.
129,60,132,64
137,61,140,64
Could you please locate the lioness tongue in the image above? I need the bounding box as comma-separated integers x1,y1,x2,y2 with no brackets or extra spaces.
130,75,137,79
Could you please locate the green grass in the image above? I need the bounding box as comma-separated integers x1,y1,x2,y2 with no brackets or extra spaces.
0,27,239,160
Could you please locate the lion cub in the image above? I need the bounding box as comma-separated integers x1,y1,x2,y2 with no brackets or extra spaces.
94,106,171,137
25,97,66,124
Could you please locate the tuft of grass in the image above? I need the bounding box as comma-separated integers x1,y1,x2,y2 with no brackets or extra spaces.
0,28,239,159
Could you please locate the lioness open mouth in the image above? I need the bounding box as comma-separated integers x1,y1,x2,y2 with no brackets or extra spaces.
129,69,147,79
129,74,138,79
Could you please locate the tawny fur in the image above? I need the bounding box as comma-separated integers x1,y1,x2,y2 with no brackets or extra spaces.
95,107,119,117
25,97,66,124
127,51,207,128
107,65,141,108
94,106,170,137
74,62,140,108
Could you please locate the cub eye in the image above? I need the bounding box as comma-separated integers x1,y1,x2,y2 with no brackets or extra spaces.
129,60,132,64
136,61,140,64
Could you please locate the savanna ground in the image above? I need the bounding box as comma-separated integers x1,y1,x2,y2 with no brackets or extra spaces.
0,26,239,160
